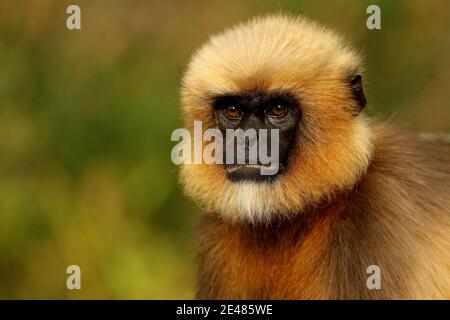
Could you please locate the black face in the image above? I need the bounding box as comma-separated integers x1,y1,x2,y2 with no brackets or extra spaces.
212,91,301,182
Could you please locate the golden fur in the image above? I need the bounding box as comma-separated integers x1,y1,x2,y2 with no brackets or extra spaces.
179,15,450,299
181,15,373,222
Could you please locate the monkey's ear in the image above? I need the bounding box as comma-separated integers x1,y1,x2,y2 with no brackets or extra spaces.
349,74,366,113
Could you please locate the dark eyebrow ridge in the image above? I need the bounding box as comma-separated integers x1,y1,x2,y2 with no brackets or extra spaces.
210,91,299,110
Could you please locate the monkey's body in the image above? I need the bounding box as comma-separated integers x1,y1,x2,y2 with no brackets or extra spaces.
180,16,450,299
197,126,450,299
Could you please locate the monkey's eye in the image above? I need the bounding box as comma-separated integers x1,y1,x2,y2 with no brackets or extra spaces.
266,104,288,118
223,106,243,119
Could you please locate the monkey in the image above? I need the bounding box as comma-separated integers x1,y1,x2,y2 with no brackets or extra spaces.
178,15,450,299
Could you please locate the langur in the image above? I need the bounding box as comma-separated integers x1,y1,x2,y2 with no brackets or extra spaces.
179,15,450,299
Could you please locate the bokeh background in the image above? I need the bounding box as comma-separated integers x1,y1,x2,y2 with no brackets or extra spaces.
0,0,449,299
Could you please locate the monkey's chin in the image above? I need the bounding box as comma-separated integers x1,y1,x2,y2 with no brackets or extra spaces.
225,164,283,183
218,180,294,223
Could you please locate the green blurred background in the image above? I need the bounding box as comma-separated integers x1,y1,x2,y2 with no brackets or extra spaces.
0,0,448,299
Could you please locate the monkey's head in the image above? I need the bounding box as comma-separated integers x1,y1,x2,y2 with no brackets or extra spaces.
179,15,373,223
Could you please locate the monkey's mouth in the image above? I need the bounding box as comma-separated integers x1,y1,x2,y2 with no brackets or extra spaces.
225,164,284,182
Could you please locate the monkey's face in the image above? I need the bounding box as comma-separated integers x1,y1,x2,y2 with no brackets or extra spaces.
180,15,374,222
213,91,301,182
